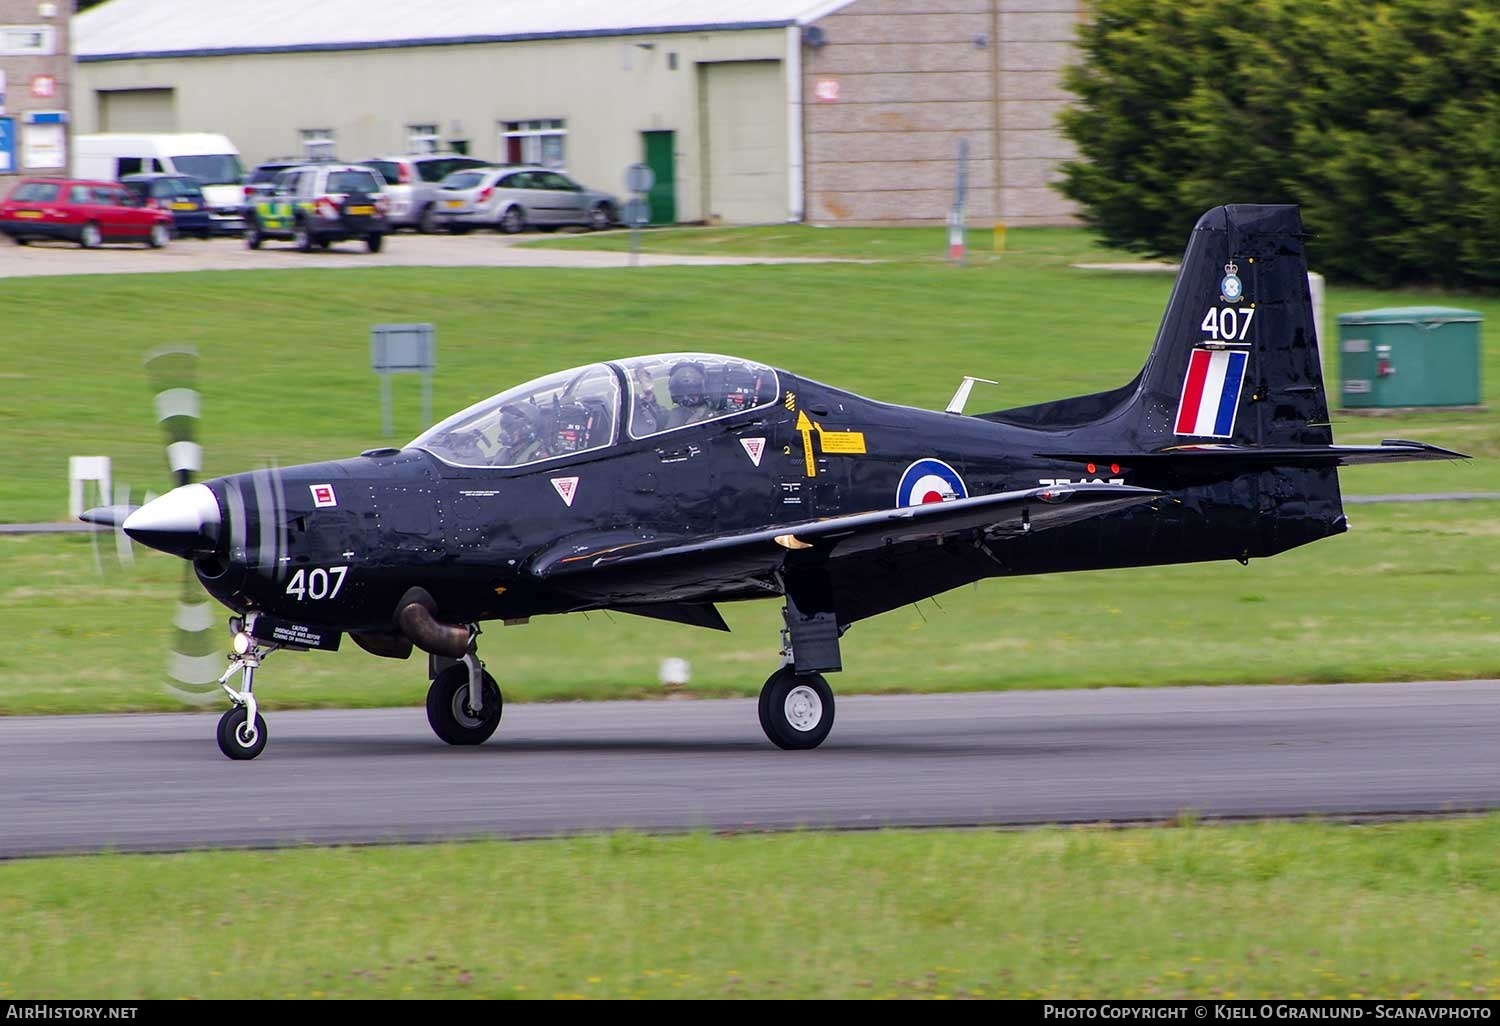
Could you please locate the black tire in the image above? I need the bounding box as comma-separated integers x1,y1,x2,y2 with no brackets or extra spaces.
148,223,170,249
589,203,615,231
499,206,525,234
417,205,438,234
366,233,384,253
245,222,263,250
426,665,502,746
80,222,102,249
758,667,835,750
216,705,268,761
293,222,313,253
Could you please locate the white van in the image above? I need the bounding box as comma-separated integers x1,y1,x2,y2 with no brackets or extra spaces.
73,133,246,234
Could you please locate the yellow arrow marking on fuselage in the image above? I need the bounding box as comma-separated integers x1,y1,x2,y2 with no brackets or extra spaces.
795,410,817,477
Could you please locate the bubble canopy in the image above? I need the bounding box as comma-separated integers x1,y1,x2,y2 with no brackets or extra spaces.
409,354,779,468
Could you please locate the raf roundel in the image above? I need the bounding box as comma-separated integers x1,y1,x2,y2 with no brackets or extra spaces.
896,459,967,507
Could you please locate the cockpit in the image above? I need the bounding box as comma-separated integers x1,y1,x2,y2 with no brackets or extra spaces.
410,353,780,468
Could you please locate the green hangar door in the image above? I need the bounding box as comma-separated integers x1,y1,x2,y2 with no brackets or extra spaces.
698,60,788,225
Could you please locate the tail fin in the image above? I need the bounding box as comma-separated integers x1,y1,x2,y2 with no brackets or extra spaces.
985,204,1330,447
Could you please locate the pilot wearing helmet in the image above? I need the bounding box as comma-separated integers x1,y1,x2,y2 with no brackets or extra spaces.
494,402,549,465
661,360,714,430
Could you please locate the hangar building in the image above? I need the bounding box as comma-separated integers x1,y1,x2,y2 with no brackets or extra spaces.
72,0,1083,226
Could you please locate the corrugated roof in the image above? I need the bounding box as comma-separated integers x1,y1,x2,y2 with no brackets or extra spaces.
75,0,855,61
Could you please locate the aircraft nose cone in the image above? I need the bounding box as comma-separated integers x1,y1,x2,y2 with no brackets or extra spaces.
123,483,222,558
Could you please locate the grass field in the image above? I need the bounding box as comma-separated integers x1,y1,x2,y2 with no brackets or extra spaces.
3,817,1498,999
2,499,1496,715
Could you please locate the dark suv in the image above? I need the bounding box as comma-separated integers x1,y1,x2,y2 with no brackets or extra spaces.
243,163,389,253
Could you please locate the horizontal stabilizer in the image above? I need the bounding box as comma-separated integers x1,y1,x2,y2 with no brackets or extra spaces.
1040,439,1468,470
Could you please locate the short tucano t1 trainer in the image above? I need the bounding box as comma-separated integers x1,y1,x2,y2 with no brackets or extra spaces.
85,205,1467,760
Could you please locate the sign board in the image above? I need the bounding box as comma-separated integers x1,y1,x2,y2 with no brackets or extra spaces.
21,114,65,170
814,77,840,102
371,323,435,372
625,162,654,195
30,74,55,99
0,117,12,174
623,197,650,227
371,323,435,436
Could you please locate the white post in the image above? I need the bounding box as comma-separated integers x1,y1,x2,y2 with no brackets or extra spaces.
68,456,111,521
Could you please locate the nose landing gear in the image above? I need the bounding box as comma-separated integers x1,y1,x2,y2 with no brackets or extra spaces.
214,626,278,760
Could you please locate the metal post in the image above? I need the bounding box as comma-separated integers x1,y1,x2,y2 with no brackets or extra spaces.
949,138,970,266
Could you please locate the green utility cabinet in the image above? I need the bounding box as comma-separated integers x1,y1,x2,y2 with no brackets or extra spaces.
1338,307,1481,408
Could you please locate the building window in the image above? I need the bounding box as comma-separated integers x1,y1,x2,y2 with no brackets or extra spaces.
501,119,566,169
300,129,336,159
407,124,440,154
0,25,55,56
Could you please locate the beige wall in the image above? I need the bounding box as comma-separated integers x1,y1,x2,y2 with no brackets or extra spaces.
75,28,794,224
803,0,1082,227
0,0,71,183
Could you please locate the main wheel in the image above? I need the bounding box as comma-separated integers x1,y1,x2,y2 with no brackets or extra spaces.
426,665,503,746
216,705,268,761
758,667,835,750
148,223,170,249
245,222,263,250
366,233,384,253
498,206,525,234
589,202,615,231
80,222,102,249
293,223,313,252
417,205,438,234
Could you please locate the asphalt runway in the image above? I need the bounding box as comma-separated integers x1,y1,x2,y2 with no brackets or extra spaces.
3,680,1498,858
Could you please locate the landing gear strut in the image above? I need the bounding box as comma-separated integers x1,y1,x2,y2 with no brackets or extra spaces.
215,626,277,760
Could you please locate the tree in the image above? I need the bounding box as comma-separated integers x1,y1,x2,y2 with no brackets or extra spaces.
1057,0,1500,287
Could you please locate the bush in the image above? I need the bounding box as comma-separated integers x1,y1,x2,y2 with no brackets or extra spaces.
1057,0,1500,287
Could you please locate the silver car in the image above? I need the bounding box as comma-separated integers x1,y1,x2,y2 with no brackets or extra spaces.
433,165,619,234
361,153,491,232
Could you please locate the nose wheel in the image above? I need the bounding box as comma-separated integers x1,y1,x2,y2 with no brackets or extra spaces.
217,705,268,760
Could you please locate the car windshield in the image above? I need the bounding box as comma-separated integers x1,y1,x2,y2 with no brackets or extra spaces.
172,154,244,185
411,364,620,468
365,160,401,185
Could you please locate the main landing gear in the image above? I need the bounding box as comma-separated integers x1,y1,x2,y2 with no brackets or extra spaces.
757,586,843,750
425,646,503,746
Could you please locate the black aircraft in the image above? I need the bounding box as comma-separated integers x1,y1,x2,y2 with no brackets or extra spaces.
87,204,1465,759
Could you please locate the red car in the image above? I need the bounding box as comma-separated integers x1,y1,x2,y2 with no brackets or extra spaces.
0,177,173,249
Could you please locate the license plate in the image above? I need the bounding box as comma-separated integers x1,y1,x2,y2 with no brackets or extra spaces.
171,202,198,211
15,210,42,219
445,200,463,208
347,205,373,215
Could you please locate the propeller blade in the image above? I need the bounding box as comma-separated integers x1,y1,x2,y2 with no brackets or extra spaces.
145,345,201,488
166,562,225,704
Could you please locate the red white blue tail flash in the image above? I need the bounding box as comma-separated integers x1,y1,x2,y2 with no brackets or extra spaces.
1175,349,1248,438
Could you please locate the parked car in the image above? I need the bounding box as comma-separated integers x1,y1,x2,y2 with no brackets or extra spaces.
433,166,619,234
360,153,491,233
243,163,389,252
74,133,246,235
120,173,213,239
0,177,173,248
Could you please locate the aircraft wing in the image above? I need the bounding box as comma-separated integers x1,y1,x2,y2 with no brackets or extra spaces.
529,483,1160,606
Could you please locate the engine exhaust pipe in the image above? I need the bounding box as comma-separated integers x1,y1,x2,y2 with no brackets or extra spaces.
395,587,471,659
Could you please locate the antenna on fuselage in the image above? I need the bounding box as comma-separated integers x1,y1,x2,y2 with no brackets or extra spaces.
945,376,998,414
